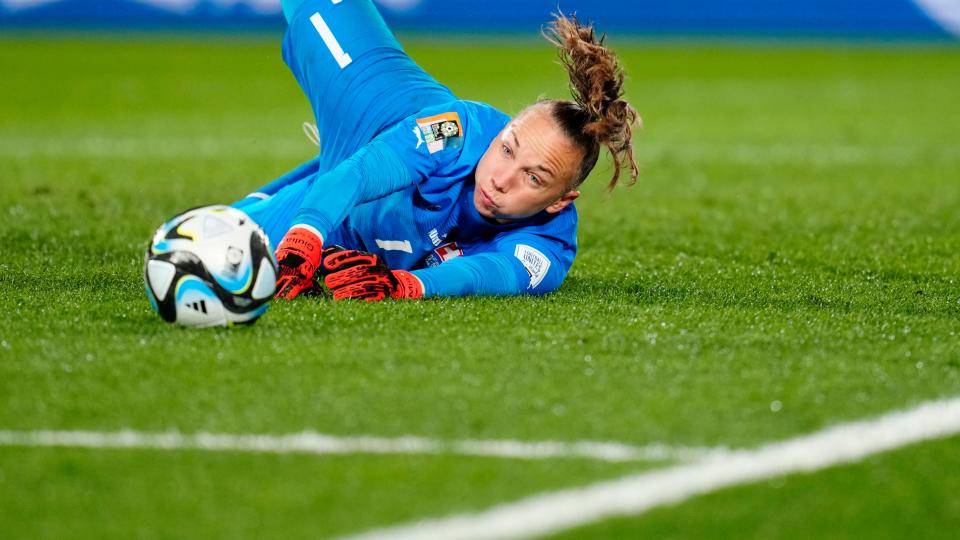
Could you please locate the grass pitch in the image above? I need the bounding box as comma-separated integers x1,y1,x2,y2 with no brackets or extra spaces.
1,33,959,539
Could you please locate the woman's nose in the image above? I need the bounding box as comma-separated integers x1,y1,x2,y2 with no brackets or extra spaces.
491,174,506,193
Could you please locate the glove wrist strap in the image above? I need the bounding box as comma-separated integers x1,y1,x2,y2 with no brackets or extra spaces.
392,270,424,299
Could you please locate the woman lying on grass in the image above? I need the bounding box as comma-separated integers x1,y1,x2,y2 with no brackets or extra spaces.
234,0,640,301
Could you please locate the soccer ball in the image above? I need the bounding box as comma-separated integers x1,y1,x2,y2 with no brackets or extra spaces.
144,205,277,327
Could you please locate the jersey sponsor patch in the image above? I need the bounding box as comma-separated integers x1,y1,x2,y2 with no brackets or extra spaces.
415,112,463,154
514,244,551,289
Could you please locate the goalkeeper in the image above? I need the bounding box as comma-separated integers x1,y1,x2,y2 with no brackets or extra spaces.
234,0,639,301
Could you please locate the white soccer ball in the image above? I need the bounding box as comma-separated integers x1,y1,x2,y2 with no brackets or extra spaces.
144,205,277,327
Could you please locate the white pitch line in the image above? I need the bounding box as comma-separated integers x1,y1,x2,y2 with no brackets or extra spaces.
339,397,960,540
0,430,723,464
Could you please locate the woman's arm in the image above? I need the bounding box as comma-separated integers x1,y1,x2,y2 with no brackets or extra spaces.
233,156,322,210
321,235,571,300
290,104,467,242
412,240,568,297
274,103,469,298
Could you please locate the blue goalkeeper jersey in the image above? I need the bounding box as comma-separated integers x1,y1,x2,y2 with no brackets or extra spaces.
237,99,578,297
231,0,577,297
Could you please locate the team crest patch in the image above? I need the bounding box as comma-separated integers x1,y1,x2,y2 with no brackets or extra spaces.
415,112,463,154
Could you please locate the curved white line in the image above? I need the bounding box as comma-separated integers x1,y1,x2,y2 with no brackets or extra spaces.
340,397,960,540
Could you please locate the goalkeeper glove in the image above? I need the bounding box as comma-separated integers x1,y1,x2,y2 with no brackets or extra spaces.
321,246,424,301
274,225,323,300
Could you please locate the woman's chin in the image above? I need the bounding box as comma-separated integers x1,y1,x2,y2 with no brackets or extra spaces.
473,197,496,218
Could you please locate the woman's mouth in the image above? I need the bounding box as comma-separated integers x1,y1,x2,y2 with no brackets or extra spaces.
479,187,497,209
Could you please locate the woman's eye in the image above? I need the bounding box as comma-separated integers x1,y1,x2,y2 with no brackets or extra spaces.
527,173,540,185
501,144,513,157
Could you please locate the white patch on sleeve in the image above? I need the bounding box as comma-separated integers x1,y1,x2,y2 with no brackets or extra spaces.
375,239,413,253
514,244,551,289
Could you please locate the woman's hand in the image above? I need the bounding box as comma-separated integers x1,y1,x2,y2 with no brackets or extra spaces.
322,246,423,301
274,225,324,299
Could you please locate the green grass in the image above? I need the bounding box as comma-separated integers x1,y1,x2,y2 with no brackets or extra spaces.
0,447,650,539
1,34,960,539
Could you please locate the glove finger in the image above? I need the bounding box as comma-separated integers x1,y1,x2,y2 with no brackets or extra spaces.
332,283,390,301
286,280,314,300
275,275,298,300
275,266,314,299
321,245,346,258
336,290,388,301
323,250,378,272
324,265,390,289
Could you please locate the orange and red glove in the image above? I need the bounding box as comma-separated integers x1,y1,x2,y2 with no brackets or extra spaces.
321,246,424,301
274,225,323,299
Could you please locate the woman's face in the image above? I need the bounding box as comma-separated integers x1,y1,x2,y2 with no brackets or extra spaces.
473,107,582,222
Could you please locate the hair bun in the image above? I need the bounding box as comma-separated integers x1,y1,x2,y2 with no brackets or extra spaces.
545,13,640,189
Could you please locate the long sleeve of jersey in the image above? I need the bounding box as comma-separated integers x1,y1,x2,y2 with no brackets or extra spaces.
292,140,413,240
290,103,470,242
233,156,321,211
412,234,571,297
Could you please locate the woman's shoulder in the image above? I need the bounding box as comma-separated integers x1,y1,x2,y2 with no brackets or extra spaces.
411,100,509,139
402,100,508,174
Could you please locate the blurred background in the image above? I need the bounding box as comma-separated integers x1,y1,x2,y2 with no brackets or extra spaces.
1,0,959,39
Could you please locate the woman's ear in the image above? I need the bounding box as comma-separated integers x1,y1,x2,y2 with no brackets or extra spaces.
545,190,580,214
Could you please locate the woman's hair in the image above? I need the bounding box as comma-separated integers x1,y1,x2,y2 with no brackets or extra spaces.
539,13,640,191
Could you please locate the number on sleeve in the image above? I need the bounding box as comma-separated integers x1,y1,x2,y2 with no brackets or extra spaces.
309,12,352,69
